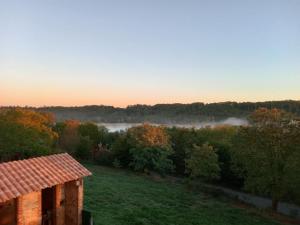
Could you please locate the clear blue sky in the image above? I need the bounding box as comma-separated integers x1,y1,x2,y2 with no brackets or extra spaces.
0,0,299,107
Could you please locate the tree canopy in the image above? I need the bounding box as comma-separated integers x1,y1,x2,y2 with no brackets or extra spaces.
0,108,58,161
231,108,300,210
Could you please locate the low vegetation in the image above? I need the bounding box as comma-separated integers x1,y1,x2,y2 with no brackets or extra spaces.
84,163,282,225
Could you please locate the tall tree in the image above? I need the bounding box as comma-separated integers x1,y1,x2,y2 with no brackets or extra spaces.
0,109,57,160
55,120,80,153
232,108,300,211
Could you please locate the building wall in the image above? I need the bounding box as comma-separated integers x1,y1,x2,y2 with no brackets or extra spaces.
65,179,83,225
0,199,16,225
17,191,42,225
54,184,65,225
1,180,83,225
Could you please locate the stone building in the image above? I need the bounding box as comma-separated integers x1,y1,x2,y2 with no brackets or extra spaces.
0,153,91,225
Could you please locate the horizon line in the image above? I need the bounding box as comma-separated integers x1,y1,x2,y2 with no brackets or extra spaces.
1,99,299,109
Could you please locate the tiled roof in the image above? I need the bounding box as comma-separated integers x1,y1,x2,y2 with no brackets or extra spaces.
0,153,91,203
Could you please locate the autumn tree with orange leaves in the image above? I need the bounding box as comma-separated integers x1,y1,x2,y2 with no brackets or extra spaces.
0,108,58,161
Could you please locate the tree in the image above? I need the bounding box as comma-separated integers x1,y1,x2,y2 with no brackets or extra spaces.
127,123,170,149
0,108,57,141
55,120,80,153
78,123,102,145
167,127,203,175
231,108,300,211
197,126,242,187
130,147,174,175
76,136,93,159
111,131,132,167
112,124,174,173
185,143,220,181
0,109,57,161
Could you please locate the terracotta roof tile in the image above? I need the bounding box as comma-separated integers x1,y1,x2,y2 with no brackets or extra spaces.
0,153,91,203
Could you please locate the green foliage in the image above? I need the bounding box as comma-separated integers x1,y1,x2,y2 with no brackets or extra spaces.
103,131,120,148
129,147,174,175
0,109,57,161
0,108,57,140
55,121,110,160
167,127,202,175
111,124,172,172
112,159,122,168
167,126,240,186
111,132,132,167
231,108,300,210
94,149,114,166
55,120,81,153
78,123,102,145
76,136,93,159
185,143,220,181
197,126,242,187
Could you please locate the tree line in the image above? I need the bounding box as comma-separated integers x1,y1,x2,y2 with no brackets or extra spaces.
0,107,299,211
5,100,299,123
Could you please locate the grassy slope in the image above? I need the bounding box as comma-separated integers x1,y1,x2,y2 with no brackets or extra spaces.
84,164,280,225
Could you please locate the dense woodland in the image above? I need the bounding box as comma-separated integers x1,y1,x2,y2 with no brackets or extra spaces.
0,107,299,212
7,100,299,123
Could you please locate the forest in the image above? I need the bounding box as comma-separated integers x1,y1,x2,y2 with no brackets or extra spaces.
7,100,300,123
0,107,299,212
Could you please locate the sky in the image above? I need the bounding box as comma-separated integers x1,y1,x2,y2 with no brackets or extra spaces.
0,0,299,107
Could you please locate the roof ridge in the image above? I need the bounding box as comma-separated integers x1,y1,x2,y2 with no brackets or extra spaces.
0,153,91,203
0,152,69,166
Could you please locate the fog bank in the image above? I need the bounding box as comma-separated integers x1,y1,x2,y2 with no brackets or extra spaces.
98,117,248,132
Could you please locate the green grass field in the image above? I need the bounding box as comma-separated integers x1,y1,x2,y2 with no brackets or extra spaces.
84,164,281,225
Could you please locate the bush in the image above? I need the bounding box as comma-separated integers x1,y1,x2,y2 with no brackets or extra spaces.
94,149,114,166
112,159,122,168
129,147,174,175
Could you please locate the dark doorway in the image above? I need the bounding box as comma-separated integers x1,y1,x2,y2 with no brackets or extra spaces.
0,199,16,225
42,187,55,225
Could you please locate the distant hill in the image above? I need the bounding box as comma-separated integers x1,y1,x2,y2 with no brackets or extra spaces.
38,100,300,123
4,100,300,123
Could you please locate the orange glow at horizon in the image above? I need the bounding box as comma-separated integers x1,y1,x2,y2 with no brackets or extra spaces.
1,84,298,108
1,70,299,108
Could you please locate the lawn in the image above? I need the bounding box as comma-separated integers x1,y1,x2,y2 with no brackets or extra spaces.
83,164,281,225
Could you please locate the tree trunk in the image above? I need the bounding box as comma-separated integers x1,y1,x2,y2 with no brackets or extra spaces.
272,198,279,211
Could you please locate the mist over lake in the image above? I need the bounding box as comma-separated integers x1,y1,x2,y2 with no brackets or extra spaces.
98,117,248,132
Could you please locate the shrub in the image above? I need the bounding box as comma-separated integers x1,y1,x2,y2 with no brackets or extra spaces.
112,159,122,168
94,148,114,166
185,143,220,181
129,147,174,175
